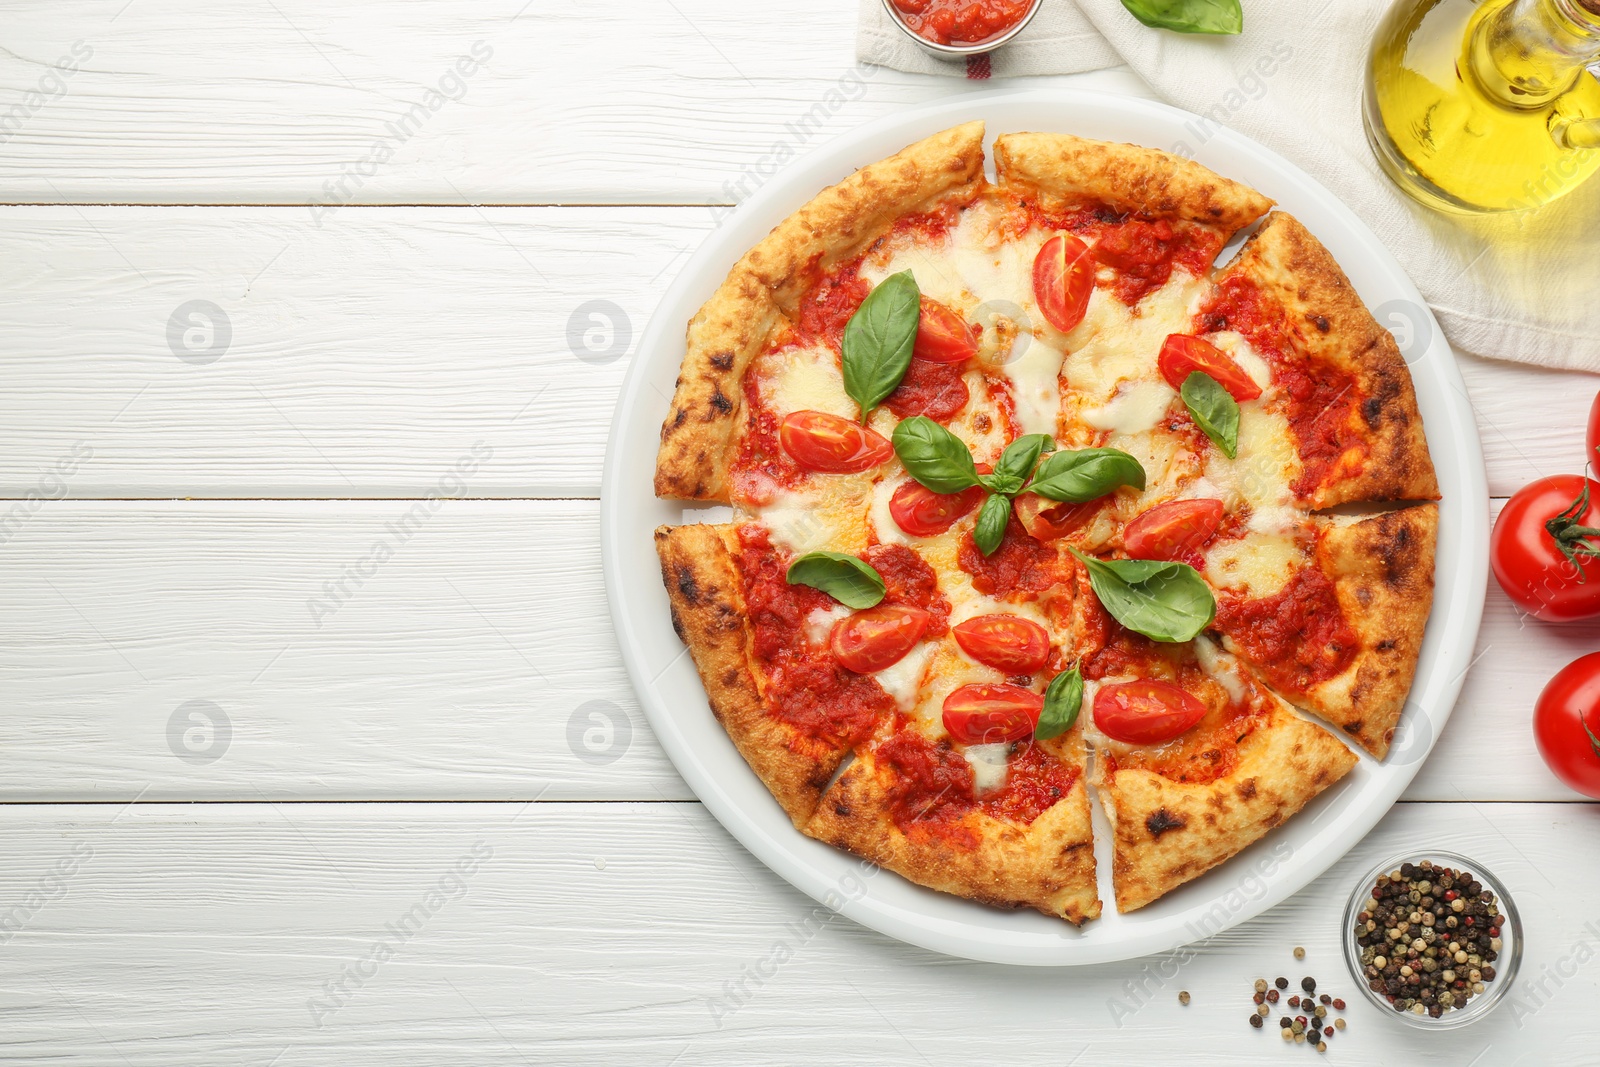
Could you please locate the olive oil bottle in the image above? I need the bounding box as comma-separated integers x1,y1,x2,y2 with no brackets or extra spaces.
1365,0,1600,213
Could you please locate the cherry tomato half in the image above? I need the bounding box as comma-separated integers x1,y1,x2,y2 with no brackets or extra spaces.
830,605,931,674
942,683,1044,745
889,479,985,537
1490,474,1600,622
1093,680,1208,745
1534,651,1600,798
1014,494,1100,542
952,614,1051,674
1032,233,1094,334
1157,334,1262,403
1123,498,1226,561
779,410,893,474
913,297,978,364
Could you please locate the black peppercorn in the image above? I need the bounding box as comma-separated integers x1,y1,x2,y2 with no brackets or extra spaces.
1301,977,1316,993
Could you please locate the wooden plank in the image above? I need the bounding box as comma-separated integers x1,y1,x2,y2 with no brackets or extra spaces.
0,498,1585,803
0,0,1151,205
0,205,1587,499
0,800,1589,1064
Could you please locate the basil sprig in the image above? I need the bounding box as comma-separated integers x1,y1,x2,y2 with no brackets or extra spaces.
981,433,1055,497
785,551,885,609
1181,371,1240,459
1069,548,1216,643
1035,667,1084,740
1024,447,1146,502
891,416,1147,558
1120,0,1242,35
841,270,920,421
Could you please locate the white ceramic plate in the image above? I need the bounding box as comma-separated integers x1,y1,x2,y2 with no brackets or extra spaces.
601,87,1488,966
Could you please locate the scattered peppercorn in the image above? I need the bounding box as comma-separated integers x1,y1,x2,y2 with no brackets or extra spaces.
1250,1014,1264,1028
1331,998,1345,1011
1301,977,1316,993
1255,978,1268,993
1288,995,1300,1008
1267,988,1280,1004
1178,990,1190,1006
1294,946,1306,960
1276,976,1289,989
1355,859,1505,1018
1334,1018,1346,1031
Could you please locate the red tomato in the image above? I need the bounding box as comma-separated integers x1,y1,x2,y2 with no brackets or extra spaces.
1093,680,1208,745
1157,335,1263,403
829,605,931,674
1534,652,1600,798
1123,498,1226,561
1014,494,1100,541
779,410,893,474
1491,474,1600,621
1587,390,1600,469
1032,233,1094,334
952,614,1051,674
913,297,978,364
942,683,1044,745
889,479,985,537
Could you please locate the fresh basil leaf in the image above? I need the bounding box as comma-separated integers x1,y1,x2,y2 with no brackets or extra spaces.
1068,548,1216,643
1025,448,1146,502
841,270,920,420
785,551,885,609
1181,371,1240,459
1036,667,1084,740
973,493,1011,556
991,434,1056,487
1120,0,1242,35
891,416,980,494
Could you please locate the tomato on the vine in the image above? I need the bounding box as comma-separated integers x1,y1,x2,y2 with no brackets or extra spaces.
1534,651,1600,798
1490,474,1600,621
1586,389,1600,469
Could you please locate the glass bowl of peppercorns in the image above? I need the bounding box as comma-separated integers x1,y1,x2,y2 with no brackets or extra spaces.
1342,851,1522,1028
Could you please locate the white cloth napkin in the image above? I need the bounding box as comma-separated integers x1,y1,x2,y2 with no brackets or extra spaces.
858,0,1600,372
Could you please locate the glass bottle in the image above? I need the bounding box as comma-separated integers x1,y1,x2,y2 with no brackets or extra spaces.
1364,0,1600,213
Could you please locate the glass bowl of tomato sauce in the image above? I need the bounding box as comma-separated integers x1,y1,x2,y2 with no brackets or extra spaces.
879,0,1044,57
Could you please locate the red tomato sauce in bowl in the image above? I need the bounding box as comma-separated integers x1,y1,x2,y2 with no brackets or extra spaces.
890,0,1036,47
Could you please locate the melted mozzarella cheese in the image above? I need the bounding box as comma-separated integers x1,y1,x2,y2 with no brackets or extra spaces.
803,605,850,647
963,742,1011,794
1204,531,1301,597
1060,274,1207,403
1208,330,1273,391
868,475,909,546
1193,635,1248,704
874,640,935,711
1199,406,1300,515
763,344,854,419
1083,380,1175,436
752,476,873,556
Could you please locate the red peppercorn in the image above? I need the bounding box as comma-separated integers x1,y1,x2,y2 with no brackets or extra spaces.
1332,998,1345,1010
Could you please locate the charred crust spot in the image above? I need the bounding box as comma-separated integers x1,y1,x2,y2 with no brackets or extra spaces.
832,802,851,817
721,668,740,687
1362,396,1384,427
1343,720,1365,736
672,408,687,428
668,606,686,641
675,565,701,605
1236,779,1258,800
1145,808,1186,839
1312,314,1331,333
1376,639,1396,652
708,388,733,416
709,352,734,371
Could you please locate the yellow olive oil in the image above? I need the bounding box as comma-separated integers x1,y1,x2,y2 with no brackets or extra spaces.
1365,0,1600,213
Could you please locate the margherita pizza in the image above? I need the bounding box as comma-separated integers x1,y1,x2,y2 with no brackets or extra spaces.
652,122,1438,923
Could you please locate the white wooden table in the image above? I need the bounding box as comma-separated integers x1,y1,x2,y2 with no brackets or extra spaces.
2,3,1596,1062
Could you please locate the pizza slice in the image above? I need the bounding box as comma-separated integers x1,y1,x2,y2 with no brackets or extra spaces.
1201,504,1439,759
655,523,941,824
807,718,1101,924
1071,588,1358,912
1191,211,1439,511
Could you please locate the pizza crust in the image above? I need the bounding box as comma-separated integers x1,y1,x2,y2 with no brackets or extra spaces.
1097,701,1357,913
806,731,1102,924
655,121,989,501
1221,211,1440,509
653,523,852,824
993,132,1273,231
